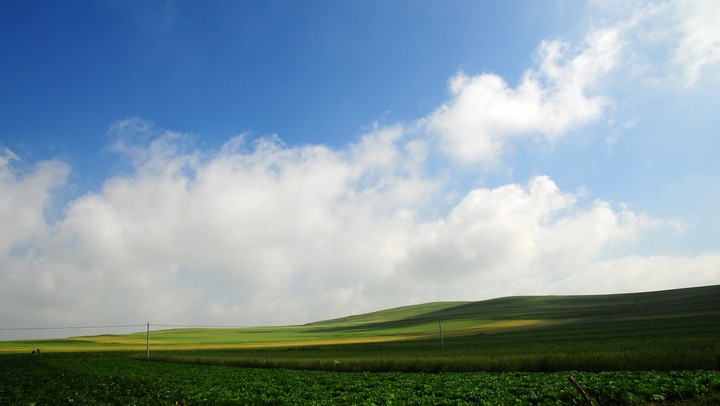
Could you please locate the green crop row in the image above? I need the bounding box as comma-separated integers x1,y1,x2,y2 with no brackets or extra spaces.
2,352,719,405
145,330,720,373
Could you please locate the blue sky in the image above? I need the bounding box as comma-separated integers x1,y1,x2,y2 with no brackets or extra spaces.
1,2,579,180
1,1,719,339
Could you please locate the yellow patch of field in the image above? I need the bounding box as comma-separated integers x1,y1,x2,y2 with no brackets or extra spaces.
137,335,428,351
445,319,543,336
69,335,148,345
0,319,551,353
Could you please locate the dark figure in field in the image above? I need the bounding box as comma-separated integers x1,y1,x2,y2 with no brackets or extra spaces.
31,348,40,354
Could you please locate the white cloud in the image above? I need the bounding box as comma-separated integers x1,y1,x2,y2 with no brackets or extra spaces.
551,253,720,295
428,29,620,164
0,122,438,330
0,149,69,259
1,117,717,338
599,0,720,88
672,0,720,85
397,176,655,293
425,0,720,166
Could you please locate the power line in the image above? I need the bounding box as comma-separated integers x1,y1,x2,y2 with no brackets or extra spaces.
0,324,146,331
0,323,251,331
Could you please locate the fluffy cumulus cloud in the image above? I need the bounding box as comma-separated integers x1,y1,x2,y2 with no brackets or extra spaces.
0,149,69,258
1,121,717,336
428,0,720,166
0,122,442,331
428,29,620,164
395,176,666,299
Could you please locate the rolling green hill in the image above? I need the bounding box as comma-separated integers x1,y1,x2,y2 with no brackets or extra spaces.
2,285,719,370
146,284,720,372
314,284,719,325
2,284,719,403
309,284,720,337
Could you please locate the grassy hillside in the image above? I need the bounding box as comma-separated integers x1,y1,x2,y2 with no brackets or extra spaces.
295,285,720,346
312,284,719,329
2,285,719,372
141,284,719,372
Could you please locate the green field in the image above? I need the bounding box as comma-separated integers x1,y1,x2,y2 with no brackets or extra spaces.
1,285,719,404
3,285,719,372
2,352,719,405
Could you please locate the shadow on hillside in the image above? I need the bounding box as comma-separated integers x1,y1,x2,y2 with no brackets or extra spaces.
304,285,720,335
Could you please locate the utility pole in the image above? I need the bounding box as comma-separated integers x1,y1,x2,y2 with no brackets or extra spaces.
146,322,150,359
438,315,444,348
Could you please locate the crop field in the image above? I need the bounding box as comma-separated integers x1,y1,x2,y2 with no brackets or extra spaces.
1,352,719,405
1,285,719,404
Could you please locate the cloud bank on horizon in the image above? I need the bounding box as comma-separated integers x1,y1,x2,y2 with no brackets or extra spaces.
1,0,719,338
